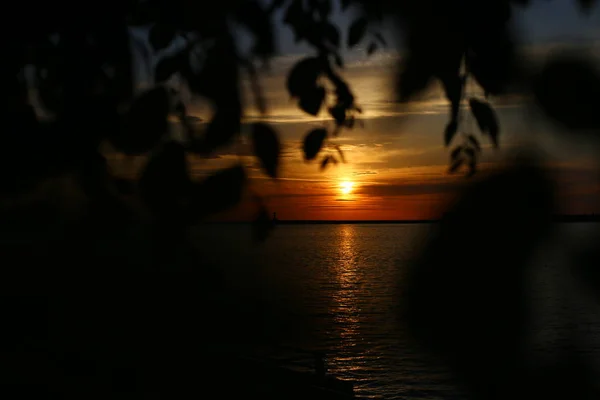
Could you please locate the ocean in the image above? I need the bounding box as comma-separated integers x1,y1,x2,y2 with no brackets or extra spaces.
190,223,600,399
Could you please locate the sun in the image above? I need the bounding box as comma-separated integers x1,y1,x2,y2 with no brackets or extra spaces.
340,181,354,195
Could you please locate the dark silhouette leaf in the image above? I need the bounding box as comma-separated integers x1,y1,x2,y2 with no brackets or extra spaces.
449,157,464,174
299,86,326,115
252,202,273,243
323,23,341,48
334,53,344,68
235,0,275,58
155,52,186,83
114,177,136,196
444,121,458,147
320,155,332,171
190,165,247,219
451,146,463,161
577,0,598,12
335,145,346,163
441,74,463,124
374,32,387,46
113,87,170,155
468,135,482,152
467,28,515,95
193,107,242,155
466,160,477,178
341,0,352,10
367,42,377,56
139,141,191,215
347,17,368,48
469,98,500,148
328,105,346,125
397,56,433,102
287,57,324,98
149,24,177,52
464,147,476,161
345,115,355,129
532,53,600,132
303,128,327,160
251,123,281,178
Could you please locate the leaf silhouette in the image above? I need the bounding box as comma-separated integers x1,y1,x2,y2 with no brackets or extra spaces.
532,53,600,132
464,147,476,161
299,86,326,116
469,98,499,148
466,160,477,178
341,0,351,10
449,157,464,174
139,141,191,215
252,202,273,243
334,53,344,68
328,105,346,126
323,23,340,48
320,155,332,171
190,165,247,219
287,57,324,98
577,0,598,12
303,128,327,160
149,24,176,52
367,42,377,56
155,51,186,83
374,32,387,46
251,123,281,178
444,121,458,147
347,17,367,48
192,107,242,155
114,87,170,155
468,135,482,152
335,145,346,163
451,146,463,161
397,56,433,102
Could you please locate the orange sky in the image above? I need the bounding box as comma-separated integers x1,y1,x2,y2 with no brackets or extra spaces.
176,39,600,221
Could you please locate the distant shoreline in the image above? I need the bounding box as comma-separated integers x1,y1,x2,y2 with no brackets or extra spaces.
200,215,600,225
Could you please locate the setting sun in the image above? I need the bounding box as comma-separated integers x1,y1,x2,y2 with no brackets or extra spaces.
340,181,355,195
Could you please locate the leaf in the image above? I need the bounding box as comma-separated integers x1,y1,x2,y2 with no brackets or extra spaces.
466,160,477,178
467,28,515,95
251,123,281,178
299,86,326,116
190,165,247,219
139,141,191,214
253,202,274,243
328,105,346,126
449,158,464,174
347,17,367,48
113,87,170,155
287,57,324,98
334,53,344,68
374,32,387,46
149,24,177,52
440,74,463,124
303,128,327,160
444,121,458,147
320,155,332,171
397,56,433,102
577,0,597,12
468,135,482,152
335,145,346,163
155,51,186,83
464,147,476,161
341,0,351,10
192,107,242,155
532,53,600,132
323,23,340,48
451,146,463,161
114,177,136,196
469,98,500,148
367,42,377,56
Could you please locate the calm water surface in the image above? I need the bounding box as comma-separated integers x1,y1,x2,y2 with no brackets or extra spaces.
191,223,600,399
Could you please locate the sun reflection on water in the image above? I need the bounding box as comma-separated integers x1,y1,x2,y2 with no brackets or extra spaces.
328,224,365,375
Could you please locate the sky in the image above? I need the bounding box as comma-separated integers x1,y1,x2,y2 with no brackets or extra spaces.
148,0,600,220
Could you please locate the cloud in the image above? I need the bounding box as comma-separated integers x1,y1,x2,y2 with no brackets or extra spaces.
357,180,463,197
353,171,378,176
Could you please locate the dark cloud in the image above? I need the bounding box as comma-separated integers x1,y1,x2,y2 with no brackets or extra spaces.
353,171,378,176
357,181,463,197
